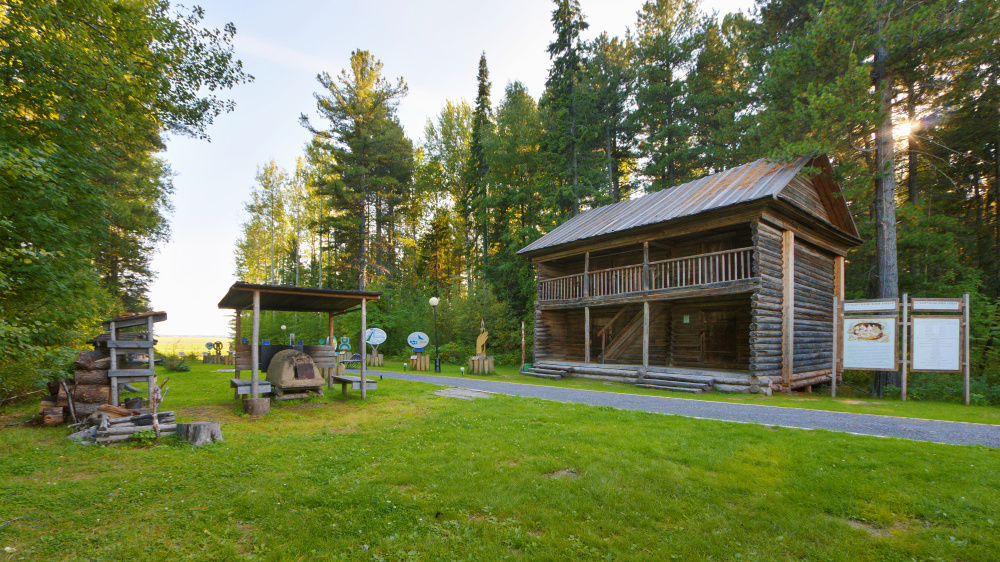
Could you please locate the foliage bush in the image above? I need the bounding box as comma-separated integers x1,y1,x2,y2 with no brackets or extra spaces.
161,354,191,373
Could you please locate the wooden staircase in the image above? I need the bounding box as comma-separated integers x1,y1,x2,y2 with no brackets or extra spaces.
597,304,666,363
635,371,714,394
521,366,568,380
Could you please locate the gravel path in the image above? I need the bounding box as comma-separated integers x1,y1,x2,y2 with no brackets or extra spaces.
362,370,1000,447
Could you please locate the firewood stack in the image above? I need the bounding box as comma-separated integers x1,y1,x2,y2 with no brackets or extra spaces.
38,351,112,426
67,406,177,444
37,311,166,426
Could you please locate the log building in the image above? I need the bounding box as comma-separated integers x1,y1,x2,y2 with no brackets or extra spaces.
518,155,861,394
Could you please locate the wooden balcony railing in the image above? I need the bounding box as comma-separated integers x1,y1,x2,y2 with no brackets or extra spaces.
538,246,755,302
538,272,584,301
588,263,645,298
649,247,753,290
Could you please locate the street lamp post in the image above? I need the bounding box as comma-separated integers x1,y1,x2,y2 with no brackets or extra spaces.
429,297,441,373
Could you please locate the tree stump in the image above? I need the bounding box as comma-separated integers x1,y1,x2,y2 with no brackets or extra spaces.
176,422,224,446
242,397,270,416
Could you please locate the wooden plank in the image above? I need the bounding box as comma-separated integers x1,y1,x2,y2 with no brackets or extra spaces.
782,230,795,393
899,293,908,401
964,292,970,406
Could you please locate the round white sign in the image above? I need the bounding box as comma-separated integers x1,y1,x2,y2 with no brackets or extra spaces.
365,328,387,346
407,332,430,349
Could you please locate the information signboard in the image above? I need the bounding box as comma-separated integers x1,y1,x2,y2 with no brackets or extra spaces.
842,316,897,371
911,316,962,372
843,299,898,313
365,328,387,346
911,299,963,312
407,332,430,350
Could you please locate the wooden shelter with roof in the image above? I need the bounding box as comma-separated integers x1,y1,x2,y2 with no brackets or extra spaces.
217,282,381,414
518,155,862,394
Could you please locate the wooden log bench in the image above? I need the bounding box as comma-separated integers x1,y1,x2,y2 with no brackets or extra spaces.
230,378,273,397
329,375,377,396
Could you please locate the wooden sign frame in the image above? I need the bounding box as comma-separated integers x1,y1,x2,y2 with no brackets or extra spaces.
833,293,971,405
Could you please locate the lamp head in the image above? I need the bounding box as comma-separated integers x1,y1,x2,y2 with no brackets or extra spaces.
429,297,440,307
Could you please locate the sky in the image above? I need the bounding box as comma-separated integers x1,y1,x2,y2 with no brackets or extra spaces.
149,0,754,336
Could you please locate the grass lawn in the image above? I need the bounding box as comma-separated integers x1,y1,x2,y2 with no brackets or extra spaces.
0,362,998,561
376,358,1000,426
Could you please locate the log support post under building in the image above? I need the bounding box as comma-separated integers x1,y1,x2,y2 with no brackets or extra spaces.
641,301,650,382
584,306,591,364
361,298,368,400
782,230,795,393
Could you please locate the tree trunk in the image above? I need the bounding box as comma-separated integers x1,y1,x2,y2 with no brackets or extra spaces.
872,1,900,397
176,422,224,446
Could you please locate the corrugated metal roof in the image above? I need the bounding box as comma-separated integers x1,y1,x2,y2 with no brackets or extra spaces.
518,157,814,256
218,282,381,313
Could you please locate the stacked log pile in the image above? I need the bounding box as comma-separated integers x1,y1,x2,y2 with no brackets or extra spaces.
38,350,116,426
67,407,176,444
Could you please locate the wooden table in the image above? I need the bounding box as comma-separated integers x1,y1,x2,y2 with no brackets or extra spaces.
230,378,273,397
329,375,377,396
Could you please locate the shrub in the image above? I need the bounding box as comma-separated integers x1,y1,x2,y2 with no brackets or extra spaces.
161,354,190,372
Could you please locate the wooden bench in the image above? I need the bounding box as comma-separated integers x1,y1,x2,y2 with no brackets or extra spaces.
329,375,377,396
230,378,273,397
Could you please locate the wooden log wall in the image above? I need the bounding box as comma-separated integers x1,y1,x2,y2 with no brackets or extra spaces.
750,221,784,380
793,241,835,375
534,309,587,363
669,296,751,370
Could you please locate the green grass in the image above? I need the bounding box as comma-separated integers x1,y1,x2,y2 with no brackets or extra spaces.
1,362,998,561
377,358,1000,426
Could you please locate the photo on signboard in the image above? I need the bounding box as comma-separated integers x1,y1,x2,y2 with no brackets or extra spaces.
842,317,897,371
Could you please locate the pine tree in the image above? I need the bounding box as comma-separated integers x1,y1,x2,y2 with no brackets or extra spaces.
540,0,593,218
466,53,493,278
301,50,413,290
632,0,703,190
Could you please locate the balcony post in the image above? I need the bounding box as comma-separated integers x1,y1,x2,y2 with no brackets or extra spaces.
583,251,590,298
643,241,650,291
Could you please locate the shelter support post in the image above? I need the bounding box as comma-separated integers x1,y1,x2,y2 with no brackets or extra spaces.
584,307,591,364
583,252,590,297
234,309,242,380
328,312,335,383
361,298,367,400
251,291,260,399
782,230,795,393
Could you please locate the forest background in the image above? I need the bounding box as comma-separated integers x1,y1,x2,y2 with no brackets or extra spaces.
2,0,1000,403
